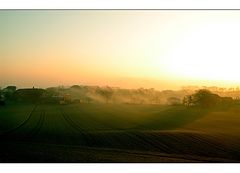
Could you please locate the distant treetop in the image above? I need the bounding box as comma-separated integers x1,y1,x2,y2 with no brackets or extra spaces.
70,85,81,89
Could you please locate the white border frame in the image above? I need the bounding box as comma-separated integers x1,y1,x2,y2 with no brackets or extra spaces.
1,0,240,9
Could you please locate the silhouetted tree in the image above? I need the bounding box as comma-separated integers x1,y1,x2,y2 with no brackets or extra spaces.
221,97,234,107
0,94,5,106
5,86,17,92
70,85,81,89
96,87,114,103
193,89,221,108
184,89,221,108
13,88,45,103
2,86,17,100
183,95,194,107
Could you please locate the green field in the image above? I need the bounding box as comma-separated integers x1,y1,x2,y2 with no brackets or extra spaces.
0,103,240,162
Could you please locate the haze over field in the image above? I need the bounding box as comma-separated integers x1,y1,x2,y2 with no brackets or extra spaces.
2,10,240,89
3,10,240,163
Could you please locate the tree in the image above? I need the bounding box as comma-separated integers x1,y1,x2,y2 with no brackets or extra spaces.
70,85,81,90
3,86,17,100
183,95,194,107
13,88,45,103
96,87,114,103
0,94,5,106
193,89,221,108
5,86,17,92
183,89,221,108
221,97,234,107
167,97,181,105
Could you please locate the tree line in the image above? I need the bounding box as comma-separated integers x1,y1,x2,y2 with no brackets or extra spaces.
183,89,235,108
0,85,239,107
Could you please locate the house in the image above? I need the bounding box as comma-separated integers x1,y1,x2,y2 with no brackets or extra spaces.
59,94,72,104
50,94,72,105
50,95,64,104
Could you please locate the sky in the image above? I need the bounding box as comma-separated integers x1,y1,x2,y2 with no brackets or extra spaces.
1,10,240,90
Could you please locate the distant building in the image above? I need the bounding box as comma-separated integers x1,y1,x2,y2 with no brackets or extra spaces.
50,94,72,105
51,95,64,103
59,94,72,104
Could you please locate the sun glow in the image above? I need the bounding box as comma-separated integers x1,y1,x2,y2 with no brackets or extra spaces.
2,11,240,89
163,14,240,83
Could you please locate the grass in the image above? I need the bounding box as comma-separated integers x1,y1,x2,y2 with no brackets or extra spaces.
181,106,240,135
0,103,35,131
0,103,240,162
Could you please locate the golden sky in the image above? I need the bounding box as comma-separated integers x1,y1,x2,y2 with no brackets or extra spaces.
1,10,240,90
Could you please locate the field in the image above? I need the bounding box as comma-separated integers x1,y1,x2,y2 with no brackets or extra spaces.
0,103,240,162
